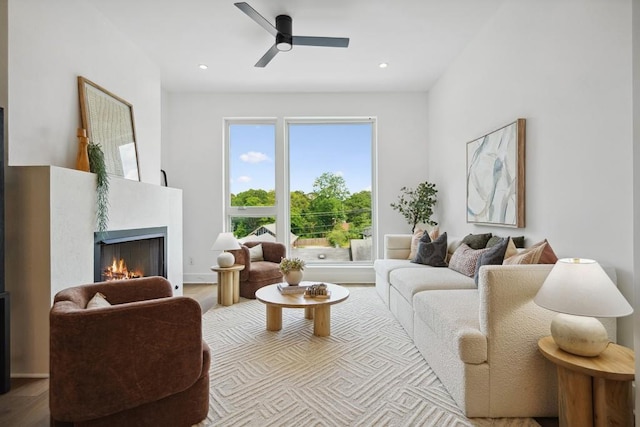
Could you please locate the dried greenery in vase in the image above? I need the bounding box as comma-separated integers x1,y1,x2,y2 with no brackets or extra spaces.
87,143,110,233
279,257,306,275
390,181,438,233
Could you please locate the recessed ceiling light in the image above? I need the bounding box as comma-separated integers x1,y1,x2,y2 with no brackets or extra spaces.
198,64,208,70
379,63,388,68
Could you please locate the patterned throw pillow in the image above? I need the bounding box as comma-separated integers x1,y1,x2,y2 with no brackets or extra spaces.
503,242,547,265
474,237,509,284
411,232,448,267
448,243,490,277
462,233,493,250
407,229,425,260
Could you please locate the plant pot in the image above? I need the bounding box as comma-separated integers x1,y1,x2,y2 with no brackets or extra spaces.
284,270,303,286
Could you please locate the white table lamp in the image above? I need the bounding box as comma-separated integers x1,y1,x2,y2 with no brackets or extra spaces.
534,258,633,357
211,232,241,268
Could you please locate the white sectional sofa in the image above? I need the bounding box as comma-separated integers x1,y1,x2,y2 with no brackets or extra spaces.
373,233,617,418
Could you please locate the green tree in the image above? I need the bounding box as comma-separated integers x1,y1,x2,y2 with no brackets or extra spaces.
231,189,275,207
290,191,311,237
345,190,372,235
313,172,350,202
309,173,350,236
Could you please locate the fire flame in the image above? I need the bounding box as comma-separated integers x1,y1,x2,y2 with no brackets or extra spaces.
103,258,143,280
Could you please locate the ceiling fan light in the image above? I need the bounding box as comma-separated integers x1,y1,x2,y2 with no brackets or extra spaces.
276,33,293,51
277,42,292,51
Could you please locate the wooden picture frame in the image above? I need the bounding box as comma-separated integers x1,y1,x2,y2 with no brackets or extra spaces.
78,76,140,181
466,118,525,228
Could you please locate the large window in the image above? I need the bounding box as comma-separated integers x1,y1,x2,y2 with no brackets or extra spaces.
287,120,374,264
226,121,277,242
225,118,376,265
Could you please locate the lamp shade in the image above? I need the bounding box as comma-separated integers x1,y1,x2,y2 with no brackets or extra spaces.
211,232,241,251
534,258,633,318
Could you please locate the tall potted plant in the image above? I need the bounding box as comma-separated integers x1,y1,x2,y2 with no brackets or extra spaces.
390,181,438,232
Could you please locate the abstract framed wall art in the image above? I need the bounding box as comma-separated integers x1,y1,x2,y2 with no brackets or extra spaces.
466,118,525,228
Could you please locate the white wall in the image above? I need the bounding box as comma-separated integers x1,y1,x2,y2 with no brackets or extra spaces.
162,92,429,283
632,0,640,422
7,0,162,184
426,0,634,346
4,0,178,376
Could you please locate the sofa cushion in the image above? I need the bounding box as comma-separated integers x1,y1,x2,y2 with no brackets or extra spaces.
411,232,448,267
448,244,490,277
374,259,428,283
462,233,493,249
390,267,475,303
413,289,486,364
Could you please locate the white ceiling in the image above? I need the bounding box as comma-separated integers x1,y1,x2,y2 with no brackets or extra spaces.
87,0,504,93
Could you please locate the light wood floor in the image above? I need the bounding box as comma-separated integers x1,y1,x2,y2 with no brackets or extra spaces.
0,283,214,427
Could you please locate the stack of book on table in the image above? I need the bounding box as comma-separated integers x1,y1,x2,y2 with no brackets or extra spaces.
277,283,310,294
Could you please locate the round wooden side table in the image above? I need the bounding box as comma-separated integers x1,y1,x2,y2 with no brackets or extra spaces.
210,264,245,306
538,335,634,427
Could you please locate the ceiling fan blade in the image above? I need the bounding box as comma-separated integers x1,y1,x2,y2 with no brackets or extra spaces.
292,36,350,48
255,44,279,67
234,2,278,37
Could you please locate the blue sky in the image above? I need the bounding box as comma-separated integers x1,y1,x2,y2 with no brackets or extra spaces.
229,122,372,195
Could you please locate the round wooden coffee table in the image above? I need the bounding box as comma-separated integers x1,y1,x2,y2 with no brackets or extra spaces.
255,282,349,337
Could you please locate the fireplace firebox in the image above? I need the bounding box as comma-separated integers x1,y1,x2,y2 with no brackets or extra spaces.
94,227,167,283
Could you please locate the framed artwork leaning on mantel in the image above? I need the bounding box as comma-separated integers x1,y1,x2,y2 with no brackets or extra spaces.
78,76,140,181
466,118,525,228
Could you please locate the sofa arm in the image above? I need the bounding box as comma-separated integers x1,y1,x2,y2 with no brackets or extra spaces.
477,264,558,416
229,245,251,282
384,234,412,259
50,296,204,422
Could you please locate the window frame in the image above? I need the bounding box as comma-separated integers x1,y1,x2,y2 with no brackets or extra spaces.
223,116,378,265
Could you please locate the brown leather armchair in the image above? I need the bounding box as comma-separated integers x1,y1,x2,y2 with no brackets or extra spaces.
49,276,210,427
230,241,286,298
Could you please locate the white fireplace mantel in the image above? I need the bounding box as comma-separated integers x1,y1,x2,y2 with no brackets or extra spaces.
6,165,183,376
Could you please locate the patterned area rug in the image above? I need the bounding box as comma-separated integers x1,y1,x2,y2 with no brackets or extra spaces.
198,286,540,427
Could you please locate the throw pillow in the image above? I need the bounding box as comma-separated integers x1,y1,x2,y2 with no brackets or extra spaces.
486,235,524,249
249,244,264,262
407,229,425,260
86,292,111,309
532,239,559,264
485,236,502,248
511,236,526,248
474,237,509,285
411,232,448,267
462,233,493,250
504,238,518,259
448,243,490,277
428,226,440,240
503,242,547,265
